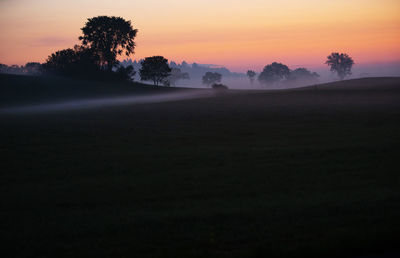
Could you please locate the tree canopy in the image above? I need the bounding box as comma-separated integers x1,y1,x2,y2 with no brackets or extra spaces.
285,68,320,86
43,46,100,77
326,52,354,80
202,72,222,87
247,70,257,84
79,16,138,71
139,56,172,85
258,62,290,85
288,68,319,81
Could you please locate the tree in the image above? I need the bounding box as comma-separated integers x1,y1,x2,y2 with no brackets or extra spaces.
24,62,42,75
168,68,190,86
43,48,78,73
287,68,319,83
325,52,354,80
202,72,222,87
115,64,136,81
258,62,290,86
79,16,138,71
139,56,171,85
247,70,257,85
0,64,24,74
43,46,101,77
284,68,320,87
0,63,8,73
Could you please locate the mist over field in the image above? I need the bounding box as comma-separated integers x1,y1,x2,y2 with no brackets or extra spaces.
0,90,213,114
119,59,400,89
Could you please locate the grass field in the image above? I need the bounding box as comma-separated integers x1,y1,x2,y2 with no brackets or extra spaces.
1,74,400,258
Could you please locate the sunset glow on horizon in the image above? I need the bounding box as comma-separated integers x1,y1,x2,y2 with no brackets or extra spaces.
1,0,399,72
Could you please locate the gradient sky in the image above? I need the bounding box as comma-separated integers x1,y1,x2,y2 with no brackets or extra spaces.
0,0,399,72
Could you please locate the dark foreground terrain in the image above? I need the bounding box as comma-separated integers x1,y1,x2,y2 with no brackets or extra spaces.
1,74,400,258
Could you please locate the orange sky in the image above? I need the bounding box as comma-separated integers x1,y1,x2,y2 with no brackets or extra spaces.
0,0,399,72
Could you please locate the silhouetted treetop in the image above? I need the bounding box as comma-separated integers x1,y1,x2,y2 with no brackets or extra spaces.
79,16,138,71
326,52,354,80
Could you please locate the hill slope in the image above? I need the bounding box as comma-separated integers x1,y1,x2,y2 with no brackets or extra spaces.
1,74,400,108
1,74,400,258
0,73,191,107
300,77,400,91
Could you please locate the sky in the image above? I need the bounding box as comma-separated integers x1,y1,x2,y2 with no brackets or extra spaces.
0,0,399,72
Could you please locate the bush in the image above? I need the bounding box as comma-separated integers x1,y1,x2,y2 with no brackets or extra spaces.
212,83,228,90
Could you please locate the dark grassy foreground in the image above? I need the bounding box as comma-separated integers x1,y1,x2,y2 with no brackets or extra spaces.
1,74,400,258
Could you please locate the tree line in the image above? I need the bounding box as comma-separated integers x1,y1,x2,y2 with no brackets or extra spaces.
0,15,355,87
247,53,354,87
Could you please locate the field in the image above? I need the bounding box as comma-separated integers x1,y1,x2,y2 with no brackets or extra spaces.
1,74,400,258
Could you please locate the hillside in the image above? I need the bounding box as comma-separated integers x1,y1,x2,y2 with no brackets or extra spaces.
0,73,191,107
1,74,400,258
301,77,400,91
1,73,400,109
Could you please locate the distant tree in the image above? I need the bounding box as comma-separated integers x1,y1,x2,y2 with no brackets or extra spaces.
170,61,178,68
247,70,257,84
202,72,222,87
181,61,189,69
0,64,25,74
24,62,42,75
115,64,136,81
168,68,190,86
325,52,354,80
139,56,172,85
79,16,138,71
0,63,7,73
258,62,290,86
287,68,319,83
192,62,199,69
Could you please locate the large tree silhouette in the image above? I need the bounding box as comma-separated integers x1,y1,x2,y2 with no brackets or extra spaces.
139,56,171,85
326,52,354,80
258,62,290,86
79,16,138,71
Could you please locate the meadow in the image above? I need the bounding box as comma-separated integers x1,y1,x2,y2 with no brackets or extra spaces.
1,74,400,258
